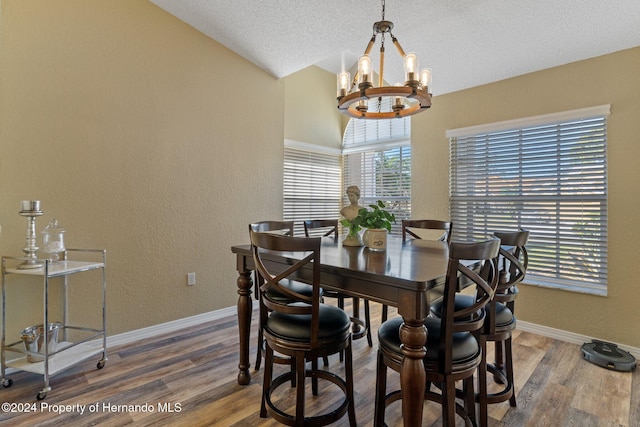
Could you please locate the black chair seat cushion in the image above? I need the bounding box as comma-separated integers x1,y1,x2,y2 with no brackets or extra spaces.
264,279,323,303
266,303,351,342
378,317,479,363
430,294,514,327
492,301,515,327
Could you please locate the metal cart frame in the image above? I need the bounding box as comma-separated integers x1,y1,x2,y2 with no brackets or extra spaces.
1,249,107,400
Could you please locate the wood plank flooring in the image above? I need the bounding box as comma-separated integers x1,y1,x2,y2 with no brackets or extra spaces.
1,301,638,426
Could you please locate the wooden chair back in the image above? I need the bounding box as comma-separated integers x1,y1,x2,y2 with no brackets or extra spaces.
249,230,323,349
493,229,529,295
303,219,338,239
402,219,452,243
249,221,294,236
488,229,529,329
438,238,500,368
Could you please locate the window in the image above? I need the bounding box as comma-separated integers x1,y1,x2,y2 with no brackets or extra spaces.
342,103,412,235
448,105,609,295
283,140,342,236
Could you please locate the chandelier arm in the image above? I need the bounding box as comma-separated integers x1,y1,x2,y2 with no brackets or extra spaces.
390,34,406,57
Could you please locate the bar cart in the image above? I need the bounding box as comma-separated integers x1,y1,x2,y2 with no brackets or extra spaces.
1,249,107,400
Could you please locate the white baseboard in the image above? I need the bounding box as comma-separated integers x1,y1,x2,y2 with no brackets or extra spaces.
516,320,640,359
105,305,239,348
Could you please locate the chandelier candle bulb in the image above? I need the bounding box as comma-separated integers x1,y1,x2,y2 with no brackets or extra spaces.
420,68,432,92
403,53,418,82
358,55,373,88
337,71,351,97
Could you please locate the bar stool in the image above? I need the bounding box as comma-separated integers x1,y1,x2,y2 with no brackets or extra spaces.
250,230,357,426
374,238,500,427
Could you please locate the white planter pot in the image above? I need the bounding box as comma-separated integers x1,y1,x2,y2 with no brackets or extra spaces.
363,228,387,251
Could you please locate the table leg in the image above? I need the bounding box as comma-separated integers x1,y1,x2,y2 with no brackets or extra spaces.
237,269,253,385
399,317,427,427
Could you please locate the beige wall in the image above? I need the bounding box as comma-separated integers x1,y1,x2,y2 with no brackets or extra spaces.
284,65,343,149
411,47,640,348
0,0,285,338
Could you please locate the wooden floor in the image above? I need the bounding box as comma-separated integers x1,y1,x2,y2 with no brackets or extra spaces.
1,301,638,427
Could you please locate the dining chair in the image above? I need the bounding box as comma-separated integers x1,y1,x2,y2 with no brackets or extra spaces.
380,219,453,322
250,230,357,426
374,238,500,427
477,229,529,426
304,219,373,350
248,221,297,371
430,229,528,427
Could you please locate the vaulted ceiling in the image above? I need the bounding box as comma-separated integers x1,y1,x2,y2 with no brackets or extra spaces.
149,0,640,95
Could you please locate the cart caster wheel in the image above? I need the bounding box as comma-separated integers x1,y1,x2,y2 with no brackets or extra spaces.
37,391,47,400
97,360,106,369
2,378,12,388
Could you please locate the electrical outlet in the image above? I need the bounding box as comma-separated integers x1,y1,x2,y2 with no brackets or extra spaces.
187,272,196,286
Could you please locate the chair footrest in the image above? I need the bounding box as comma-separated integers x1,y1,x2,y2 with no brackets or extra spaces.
264,369,351,426
477,363,515,404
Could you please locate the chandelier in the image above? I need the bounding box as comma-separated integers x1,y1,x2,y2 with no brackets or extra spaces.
336,0,432,120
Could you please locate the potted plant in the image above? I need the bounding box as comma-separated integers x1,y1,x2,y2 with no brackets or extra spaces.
341,200,396,249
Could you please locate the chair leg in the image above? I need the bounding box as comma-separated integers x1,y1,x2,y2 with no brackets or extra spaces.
260,345,274,418
381,304,388,323
463,376,476,423
478,336,489,427
344,341,357,426
505,336,517,407
364,299,373,347
311,357,319,396
295,351,306,424
373,350,387,427
443,377,457,427
493,340,505,383
255,333,263,370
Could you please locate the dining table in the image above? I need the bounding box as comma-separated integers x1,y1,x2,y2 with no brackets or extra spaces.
231,235,451,427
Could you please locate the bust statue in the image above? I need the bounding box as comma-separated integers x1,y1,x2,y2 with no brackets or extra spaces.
341,185,364,246
340,185,363,221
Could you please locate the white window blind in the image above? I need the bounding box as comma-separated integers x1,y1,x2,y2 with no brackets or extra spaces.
283,141,342,236
448,105,609,295
342,101,411,235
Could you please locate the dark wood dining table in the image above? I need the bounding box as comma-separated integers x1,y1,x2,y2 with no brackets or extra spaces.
231,235,451,427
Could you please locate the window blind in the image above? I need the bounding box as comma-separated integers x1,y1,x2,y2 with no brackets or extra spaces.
283,141,342,236
449,106,609,295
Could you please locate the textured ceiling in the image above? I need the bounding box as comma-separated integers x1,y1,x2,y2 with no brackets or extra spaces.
149,0,640,95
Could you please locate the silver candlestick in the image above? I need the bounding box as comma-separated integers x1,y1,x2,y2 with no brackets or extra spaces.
18,200,44,269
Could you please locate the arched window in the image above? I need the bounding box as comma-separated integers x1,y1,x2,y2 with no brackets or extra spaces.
342,101,412,235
